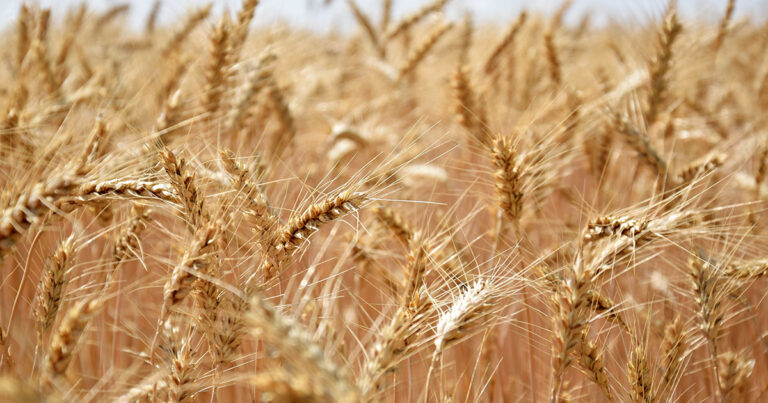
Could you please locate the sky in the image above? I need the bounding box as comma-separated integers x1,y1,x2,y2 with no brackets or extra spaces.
1,0,765,33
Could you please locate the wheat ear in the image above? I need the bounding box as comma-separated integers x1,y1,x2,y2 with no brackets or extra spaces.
491,134,525,222
718,350,754,402
577,333,613,400
158,147,209,231
34,236,76,336
262,190,366,279
347,0,384,58
688,254,728,400
627,343,654,403
384,0,447,43
43,298,103,387
712,0,736,52
15,5,31,74
372,204,413,245
163,4,212,55
426,279,495,388
248,294,359,402
484,11,527,75
163,223,220,309
452,66,492,148
203,17,231,117
659,315,687,400
646,9,682,125
396,20,453,82
230,0,260,60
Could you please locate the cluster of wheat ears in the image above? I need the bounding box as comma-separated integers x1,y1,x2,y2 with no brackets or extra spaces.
0,0,766,401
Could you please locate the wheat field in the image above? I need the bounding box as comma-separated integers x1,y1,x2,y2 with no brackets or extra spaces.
0,0,766,401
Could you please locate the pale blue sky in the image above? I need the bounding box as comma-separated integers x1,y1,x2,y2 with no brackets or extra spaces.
1,1,765,32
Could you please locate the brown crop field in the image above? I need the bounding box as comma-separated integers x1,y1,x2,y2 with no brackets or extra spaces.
0,0,766,401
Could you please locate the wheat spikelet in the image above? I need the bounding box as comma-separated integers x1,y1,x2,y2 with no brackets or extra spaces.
548,208,695,402
675,153,725,186
203,18,231,117
722,259,768,279
491,134,524,222
552,0,574,30
584,289,627,330
15,5,31,73
483,11,527,75
220,149,277,235
31,13,60,99
119,371,169,402
612,112,668,177
384,0,447,42
627,343,654,403
43,298,103,385
544,28,562,88
163,320,198,403
550,265,593,403
646,9,682,125
95,4,130,29
163,223,220,309
428,280,495,376
155,88,184,141
34,235,76,335
71,179,177,204
227,51,276,132
0,107,22,154
265,77,296,159
162,4,212,55
457,13,473,67
372,204,413,245
688,256,725,353
688,253,734,398
1,174,82,261
53,4,86,75
211,293,248,365
192,270,223,358
402,234,429,298
144,0,162,35
712,0,736,52
360,288,432,398
158,147,209,230
247,294,359,402
359,235,433,397
452,66,491,148
230,0,260,60
75,115,109,176
397,20,453,82
659,316,687,399
718,350,754,402
577,334,612,400
347,0,383,58
158,54,191,105
380,0,392,31
584,215,648,243
585,209,699,278
109,206,151,280
274,190,367,257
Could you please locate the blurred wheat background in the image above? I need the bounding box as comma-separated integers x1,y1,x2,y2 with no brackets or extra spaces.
0,0,767,402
